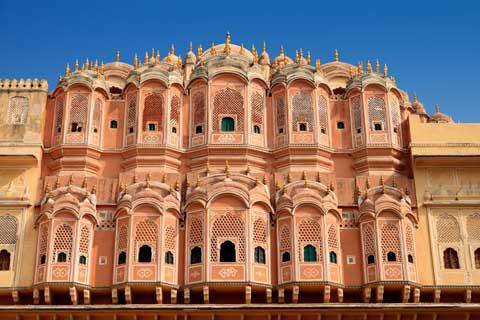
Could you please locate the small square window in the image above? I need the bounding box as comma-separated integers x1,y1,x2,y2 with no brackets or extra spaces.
99,256,107,265
320,128,326,134
71,122,79,132
279,128,284,134
357,128,361,134
110,120,118,129
57,127,62,133
129,127,134,133
347,255,356,265
299,123,307,131
393,127,398,133
374,123,383,131
148,123,156,131
93,128,98,133
195,125,203,134
337,121,345,129
172,127,177,133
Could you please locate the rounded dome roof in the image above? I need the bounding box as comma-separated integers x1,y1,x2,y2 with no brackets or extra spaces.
201,42,255,61
429,104,452,123
272,47,294,68
411,93,427,114
163,45,182,65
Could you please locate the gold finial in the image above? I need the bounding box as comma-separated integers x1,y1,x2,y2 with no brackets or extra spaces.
299,48,303,59
197,44,203,57
262,41,266,53
91,184,96,194
100,61,105,74
81,63,85,72
317,172,321,183
189,41,193,52
286,173,292,183
85,58,90,70
94,59,99,72
375,59,380,73
334,49,339,62
302,171,307,180
162,174,167,184
116,50,120,61
366,60,373,74
151,48,155,60
44,182,51,194
392,176,397,188
65,63,70,77
68,175,73,187
295,50,300,64
304,179,308,188
211,42,216,56
170,44,175,55
175,179,180,191
144,51,149,64
120,183,127,193
82,176,88,189
75,59,79,72
224,33,231,55
156,50,160,62
240,43,245,55
316,58,321,71
358,61,363,75
225,161,231,178
413,92,418,102
307,51,311,65
134,53,139,69
383,63,388,77
55,176,60,189
380,176,384,186
435,104,439,113
146,172,151,188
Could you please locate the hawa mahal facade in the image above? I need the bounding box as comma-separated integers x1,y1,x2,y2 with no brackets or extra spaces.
0,34,479,319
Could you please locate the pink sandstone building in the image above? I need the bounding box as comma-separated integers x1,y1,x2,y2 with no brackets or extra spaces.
0,33,479,319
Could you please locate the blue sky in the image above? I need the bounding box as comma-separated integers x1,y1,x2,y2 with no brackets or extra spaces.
1,0,479,122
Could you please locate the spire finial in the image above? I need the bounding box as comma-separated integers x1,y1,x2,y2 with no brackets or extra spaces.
94,59,98,72
100,61,105,74
435,104,439,113
211,42,216,56
82,176,88,189
65,63,70,77
189,41,193,52
224,32,231,55
75,59,79,72
383,63,388,77
144,51,149,64
280,45,284,55
55,176,60,189
175,179,180,191
151,48,155,60
262,41,266,53
380,176,385,186
156,50,160,62
302,171,307,180
286,173,292,183
358,61,364,74
68,175,73,187
307,51,311,65
197,44,203,57
334,49,339,62
316,58,321,71
225,160,231,178
170,44,175,55
116,50,120,61
134,53,138,69
295,50,300,64
240,43,245,55
375,59,380,73
413,92,417,102
85,58,90,70
367,60,373,74
299,48,303,58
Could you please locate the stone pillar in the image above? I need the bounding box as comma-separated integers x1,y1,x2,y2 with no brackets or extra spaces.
337,288,344,303
171,289,177,304
266,288,272,303
69,287,78,305
111,288,118,304
44,287,51,305
433,289,441,303
362,287,371,303
125,286,132,304
184,288,190,304
245,286,252,304
203,285,209,304
375,285,384,303
33,288,39,305
465,289,472,303
156,287,163,304
292,285,299,303
11,290,19,304
278,288,285,303
323,286,331,303
413,287,420,303
402,285,410,303
83,289,91,305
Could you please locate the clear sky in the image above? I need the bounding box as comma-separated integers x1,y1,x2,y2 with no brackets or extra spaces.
1,0,479,122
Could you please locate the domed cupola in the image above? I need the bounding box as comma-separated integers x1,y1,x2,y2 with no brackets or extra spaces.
258,41,270,66
184,42,197,64
429,104,452,123
294,49,310,66
271,46,294,69
163,44,182,67
411,93,427,115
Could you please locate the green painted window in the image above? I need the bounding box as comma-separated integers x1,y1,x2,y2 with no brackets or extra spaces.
303,244,317,262
221,117,235,132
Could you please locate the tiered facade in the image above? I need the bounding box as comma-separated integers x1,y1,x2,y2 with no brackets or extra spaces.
0,34,479,319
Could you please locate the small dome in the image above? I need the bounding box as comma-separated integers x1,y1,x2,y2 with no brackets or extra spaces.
429,104,452,123
411,93,427,115
272,47,293,68
163,45,182,65
184,42,197,64
258,42,270,65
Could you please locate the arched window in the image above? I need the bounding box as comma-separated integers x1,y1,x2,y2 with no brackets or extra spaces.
221,117,235,132
408,254,414,264
118,251,126,265
172,127,177,133
165,251,174,264
443,248,460,269
220,240,236,262
195,125,203,134
387,251,397,262
281,251,291,262
0,250,10,270
329,251,337,264
303,244,317,262
190,246,202,264
110,120,118,128
475,248,480,269
138,245,152,263
367,255,375,264
299,123,307,131
253,125,261,134
79,255,87,265
57,252,67,263
254,246,266,264
40,254,46,265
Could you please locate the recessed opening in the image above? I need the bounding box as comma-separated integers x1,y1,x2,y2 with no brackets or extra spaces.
357,128,361,134
303,244,317,262
110,120,118,129
281,251,290,262
337,121,345,129
321,128,326,134
221,117,235,132
195,125,203,134
118,251,127,265
57,252,67,263
40,254,46,265
254,246,266,264
109,87,122,95
253,125,261,134
172,127,177,133
408,254,414,264
374,123,383,131
165,251,174,264
220,240,236,262
0,250,10,271
71,122,82,132
138,245,152,263
367,255,375,264
279,128,284,134
329,251,337,264
387,251,397,262
129,127,134,133
93,128,98,133
79,255,87,265
190,246,202,264
148,123,156,131
299,123,307,132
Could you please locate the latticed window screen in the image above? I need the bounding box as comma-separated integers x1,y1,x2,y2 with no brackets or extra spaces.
164,225,176,252
192,92,205,130
189,218,203,245
352,96,362,131
52,224,73,263
69,94,88,131
126,93,137,134
253,218,267,244
79,225,91,256
436,215,460,242
367,96,386,130
38,225,49,259
55,97,65,135
210,214,245,262
292,91,314,132
0,216,17,244
212,88,244,131
297,218,323,262
380,222,402,262
328,224,339,250
92,98,102,133
405,223,415,260
170,95,181,130
143,93,163,131
390,95,401,130
117,225,129,251
276,96,286,133
362,223,376,261
467,214,480,240
279,225,291,251
318,96,328,134
251,92,264,129
134,219,158,260
7,96,29,125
